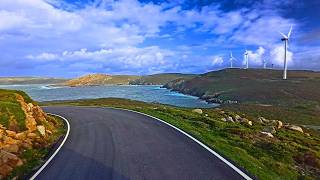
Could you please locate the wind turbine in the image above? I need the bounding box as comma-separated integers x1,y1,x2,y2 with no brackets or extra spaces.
244,50,249,69
229,51,236,68
263,58,267,69
279,25,292,80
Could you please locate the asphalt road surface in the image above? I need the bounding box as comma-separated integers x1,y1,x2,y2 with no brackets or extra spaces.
37,106,247,180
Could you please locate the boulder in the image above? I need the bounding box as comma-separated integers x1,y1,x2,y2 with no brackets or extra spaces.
15,132,26,140
2,144,19,153
27,103,34,112
25,115,37,132
220,118,227,122
260,131,274,138
37,125,46,136
258,117,269,123
234,115,242,122
276,120,283,129
27,133,37,139
192,109,203,114
226,116,234,123
285,125,304,133
5,130,16,138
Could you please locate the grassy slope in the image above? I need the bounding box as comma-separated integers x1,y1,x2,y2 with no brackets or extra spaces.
164,68,320,126
0,77,67,85
129,73,196,85
41,98,320,180
0,89,34,130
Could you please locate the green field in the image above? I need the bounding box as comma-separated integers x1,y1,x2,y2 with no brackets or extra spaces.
129,73,196,85
42,98,320,180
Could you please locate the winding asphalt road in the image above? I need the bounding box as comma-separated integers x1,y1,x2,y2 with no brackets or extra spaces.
36,106,247,180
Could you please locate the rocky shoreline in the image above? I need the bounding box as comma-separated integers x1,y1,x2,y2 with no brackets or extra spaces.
162,81,238,105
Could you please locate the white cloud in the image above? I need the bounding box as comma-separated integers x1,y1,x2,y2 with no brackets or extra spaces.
270,44,293,66
211,56,224,65
245,46,266,66
27,52,58,61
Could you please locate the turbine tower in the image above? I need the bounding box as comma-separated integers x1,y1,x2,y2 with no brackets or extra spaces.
244,50,249,69
263,58,267,69
229,52,236,68
279,25,292,80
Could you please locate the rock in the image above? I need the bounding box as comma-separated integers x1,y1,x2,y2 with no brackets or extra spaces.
263,126,276,134
5,130,16,137
192,109,203,114
305,133,310,137
204,114,208,117
0,164,13,177
226,116,234,123
220,118,227,122
15,132,26,140
2,144,19,153
234,115,241,122
285,125,304,133
27,133,37,139
220,111,225,114
25,115,37,132
37,125,46,136
276,120,283,129
258,117,269,123
248,121,253,126
27,103,34,112
260,131,274,138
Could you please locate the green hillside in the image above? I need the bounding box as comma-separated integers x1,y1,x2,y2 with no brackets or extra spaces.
63,74,140,87
129,73,196,85
164,68,320,126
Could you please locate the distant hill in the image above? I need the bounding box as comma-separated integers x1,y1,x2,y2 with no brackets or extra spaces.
129,73,197,85
164,68,320,126
64,74,140,87
0,77,67,85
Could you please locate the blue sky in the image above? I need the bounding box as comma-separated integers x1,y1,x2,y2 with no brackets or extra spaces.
0,0,319,77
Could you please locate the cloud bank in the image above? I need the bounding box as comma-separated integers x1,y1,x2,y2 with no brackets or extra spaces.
0,0,318,76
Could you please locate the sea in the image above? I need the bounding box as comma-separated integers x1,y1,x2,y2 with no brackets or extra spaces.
0,84,217,108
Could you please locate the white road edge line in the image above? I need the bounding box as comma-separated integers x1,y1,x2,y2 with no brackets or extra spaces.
107,107,253,180
29,113,70,180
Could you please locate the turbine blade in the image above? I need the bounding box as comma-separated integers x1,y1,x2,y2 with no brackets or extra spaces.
279,31,288,39
287,25,292,38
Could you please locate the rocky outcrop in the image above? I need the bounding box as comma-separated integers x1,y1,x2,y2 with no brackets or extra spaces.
192,109,203,114
285,125,304,133
0,94,59,178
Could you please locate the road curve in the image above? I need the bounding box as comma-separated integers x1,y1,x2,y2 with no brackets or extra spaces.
37,106,246,180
